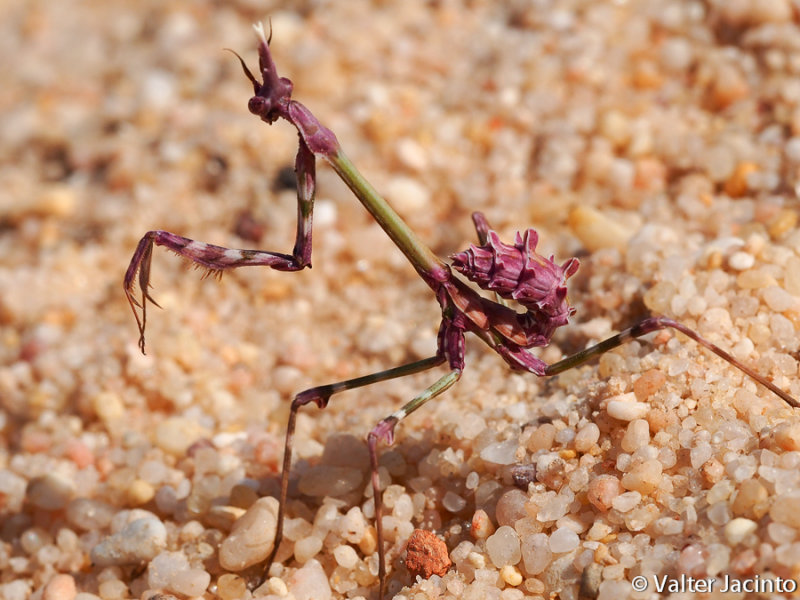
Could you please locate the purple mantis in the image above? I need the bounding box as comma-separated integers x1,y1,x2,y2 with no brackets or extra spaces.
124,23,798,599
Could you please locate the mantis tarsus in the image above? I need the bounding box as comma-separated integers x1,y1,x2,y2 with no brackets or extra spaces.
124,23,799,599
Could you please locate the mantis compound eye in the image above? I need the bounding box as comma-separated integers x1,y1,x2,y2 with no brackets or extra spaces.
248,95,272,119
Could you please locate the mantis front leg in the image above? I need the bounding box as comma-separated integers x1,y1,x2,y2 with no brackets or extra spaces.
124,138,317,352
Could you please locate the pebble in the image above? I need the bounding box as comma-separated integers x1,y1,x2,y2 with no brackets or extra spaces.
728,251,755,271
769,491,800,528
500,564,523,586
43,574,77,600
405,529,452,579
471,509,495,540
287,559,332,600
26,473,75,510
480,439,519,465
606,393,649,421
127,479,155,505
587,475,623,512
549,527,580,553
90,517,167,566
574,423,600,453
294,535,323,563
495,490,528,527
297,465,363,497
724,518,757,545
154,417,207,456
486,526,521,567
384,176,431,214
66,498,116,531
611,491,642,513
333,545,359,570
219,497,279,570
97,580,127,600
216,574,248,600
763,285,795,312
568,205,632,253
621,420,650,452
621,460,662,495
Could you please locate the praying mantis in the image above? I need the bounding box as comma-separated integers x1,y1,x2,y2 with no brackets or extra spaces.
124,24,799,599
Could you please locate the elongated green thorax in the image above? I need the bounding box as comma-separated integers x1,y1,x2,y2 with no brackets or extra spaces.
328,148,450,283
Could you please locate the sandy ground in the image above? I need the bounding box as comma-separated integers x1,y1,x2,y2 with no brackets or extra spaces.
3,1,800,599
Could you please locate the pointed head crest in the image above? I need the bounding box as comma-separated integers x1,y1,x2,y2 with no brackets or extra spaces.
228,22,294,124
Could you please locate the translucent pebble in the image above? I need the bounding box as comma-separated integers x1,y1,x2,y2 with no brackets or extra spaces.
147,551,189,588
606,394,649,421
536,494,570,521
500,564,523,586
707,502,732,526
621,459,662,494
763,285,795,312
391,493,413,521
598,580,630,600
527,423,556,452
138,460,168,485
706,479,734,505
455,414,487,440
154,485,179,515
728,251,754,271
333,545,359,569
282,515,311,542
486,526,521,567
549,527,579,553
0,580,31,600
37,544,60,566
42,574,76,600
706,543,730,576
339,507,367,544
216,574,248,600
90,517,167,566
287,559,332,600
767,522,796,544
266,576,289,597
294,535,323,563
495,490,528,527
724,518,757,544
621,420,650,452
298,465,362,497
56,528,79,553
690,443,713,469
26,473,75,510
480,439,519,465
442,491,467,513
652,517,683,536
777,541,800,567
661,36,693,71
554,428,575,445
611,491,641,513
0,469,26,512
155,417,205,455
471,509,495,539
385,175,431,214
218,497,278,570
574,423,600,452
769,491,800,527
587,475,622,512
20,527,52,555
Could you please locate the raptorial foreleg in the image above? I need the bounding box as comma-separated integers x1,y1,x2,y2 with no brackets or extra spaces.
124,139,317,352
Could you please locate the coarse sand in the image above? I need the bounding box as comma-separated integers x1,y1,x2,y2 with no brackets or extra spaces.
2,1,800,599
